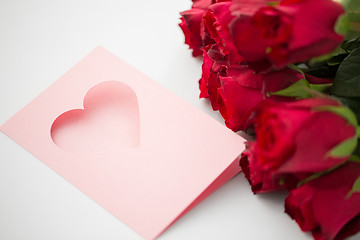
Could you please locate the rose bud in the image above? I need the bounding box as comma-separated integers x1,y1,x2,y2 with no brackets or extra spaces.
230,0,345,71
240,98,357,193
216,67,307,131
285,161,360,240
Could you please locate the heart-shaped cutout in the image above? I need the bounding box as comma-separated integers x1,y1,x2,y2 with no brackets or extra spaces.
51,81,140,152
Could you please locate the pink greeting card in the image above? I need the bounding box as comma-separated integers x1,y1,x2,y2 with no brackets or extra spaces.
1,47,244,239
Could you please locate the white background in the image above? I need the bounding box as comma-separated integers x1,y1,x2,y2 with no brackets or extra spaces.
0,1,356,240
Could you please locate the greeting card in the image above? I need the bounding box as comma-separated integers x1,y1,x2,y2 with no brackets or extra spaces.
1,47,244,239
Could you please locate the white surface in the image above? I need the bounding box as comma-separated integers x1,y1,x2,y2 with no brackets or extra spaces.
0,1,354,240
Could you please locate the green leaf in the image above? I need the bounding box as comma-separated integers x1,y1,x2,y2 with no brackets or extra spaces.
334,0,350,9
345,29,360,40
346,175,360,198
269,79,311,99
305,89,330,98
336,14,351,36
342,38,360,52
349,154,360,162
334,96,360,124
309,83,333,93
345,9,360,37
330,48,360,97
338,0,360,19
303,65,338,79
334,0,360,38
314,105,359,127
327,53,349,66
348,11,360,23
327,136,358,158
310,47,345,65
335,13,360,38
289,64,306,78
354,140,360,156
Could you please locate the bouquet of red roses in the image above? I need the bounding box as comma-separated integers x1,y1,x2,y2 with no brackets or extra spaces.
179,0,360,239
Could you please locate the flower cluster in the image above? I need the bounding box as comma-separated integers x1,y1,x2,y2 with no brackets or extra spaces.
180,0,360,239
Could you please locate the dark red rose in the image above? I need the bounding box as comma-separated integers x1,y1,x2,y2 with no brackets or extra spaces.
197,41,333,132
199,48,213,99
203,2,244,62
240,151,279,193
179,8,206,57
198,45,227,110
285,161,360,240
198,43,334,132
304,74,334,85
217,75,263,131
240,98,357,193
217,67,305,131
180,0,235,57
230,0,345,70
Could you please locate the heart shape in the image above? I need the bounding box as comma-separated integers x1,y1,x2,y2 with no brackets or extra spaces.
51,81,140,152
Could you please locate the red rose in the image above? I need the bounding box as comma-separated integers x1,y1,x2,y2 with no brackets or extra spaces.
240,98,357,193
198,44,227,110
179,1,234,57
230,0,345,70
285,161,360,240
179,8,206,57
198,42,309,131
198,41,333,132
217,67,305,131
203,2,244,62
217,75,263,131
191,0,213,9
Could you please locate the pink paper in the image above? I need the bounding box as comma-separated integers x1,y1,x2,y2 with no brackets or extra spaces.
1,47,244,239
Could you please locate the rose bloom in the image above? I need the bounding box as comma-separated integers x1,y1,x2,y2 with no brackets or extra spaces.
199,43,304,131
198,42,333,131
285,161,360,240
203,1,244,63
179,0,232,57
240,98,357,193
195,1,334,131
229,0,345,71
179,8,206,57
